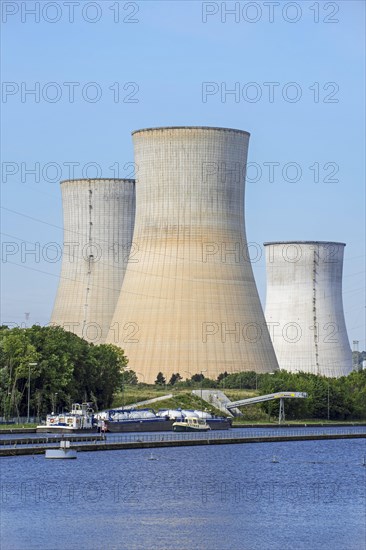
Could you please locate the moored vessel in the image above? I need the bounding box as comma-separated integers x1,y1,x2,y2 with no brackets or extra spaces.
172,417,211,432
99,408,231,432
37,403,96,433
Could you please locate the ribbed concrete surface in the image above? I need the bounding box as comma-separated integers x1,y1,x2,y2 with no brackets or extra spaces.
50,178,135,344
264,241,352,377
108,127,279,383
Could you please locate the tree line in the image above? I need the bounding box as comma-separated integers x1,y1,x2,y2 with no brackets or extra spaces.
1,323,364,421
155,368,366,420
0,325,128,418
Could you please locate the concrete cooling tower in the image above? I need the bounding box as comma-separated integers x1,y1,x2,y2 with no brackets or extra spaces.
264,241,353,377
107,126,279,383
51,178,135,344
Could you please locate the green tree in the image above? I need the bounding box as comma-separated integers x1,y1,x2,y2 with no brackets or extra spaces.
27,325,86,413
125,370,138,385
217,371,228,384
89,344,127,409
169,373,182,385
155,372,166,386
191,373,204,382
0,325,130,417
0,326,38,417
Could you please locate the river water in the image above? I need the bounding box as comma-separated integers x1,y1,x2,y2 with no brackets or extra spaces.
1,425,366,443
1,438,365,550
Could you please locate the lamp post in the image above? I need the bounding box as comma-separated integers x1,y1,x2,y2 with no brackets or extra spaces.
7,390,11,421
136,372,145,398
327,381,330,421
54,393,58,414
200,369,207,400
27,362,37,423
184,370,192,386
267,372,275,421
122,367,130,408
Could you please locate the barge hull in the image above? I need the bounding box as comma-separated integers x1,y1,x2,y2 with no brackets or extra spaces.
36,427,95,434
105,419,230,432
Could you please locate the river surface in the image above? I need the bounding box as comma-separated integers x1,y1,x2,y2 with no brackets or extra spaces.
1,438,365,550
1,425,366,442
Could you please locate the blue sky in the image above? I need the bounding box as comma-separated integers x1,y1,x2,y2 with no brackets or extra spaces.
1,0,365,348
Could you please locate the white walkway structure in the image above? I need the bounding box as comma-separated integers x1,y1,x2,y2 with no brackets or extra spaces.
227,391,308,424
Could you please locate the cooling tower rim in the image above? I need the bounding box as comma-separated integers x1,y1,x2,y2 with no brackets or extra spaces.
131,126,250,136
60,178,135,185
263,241,346,246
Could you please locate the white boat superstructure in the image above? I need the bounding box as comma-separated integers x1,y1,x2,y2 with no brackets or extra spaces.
37,403,96,433
172,417,211,432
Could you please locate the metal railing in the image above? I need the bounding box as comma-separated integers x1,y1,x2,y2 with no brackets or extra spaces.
104,426,366,444
1,426,365,448
0,416,41,424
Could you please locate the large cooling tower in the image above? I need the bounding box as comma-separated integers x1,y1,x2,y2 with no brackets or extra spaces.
107,127,279,382
51,178,135,344
264,241,352,377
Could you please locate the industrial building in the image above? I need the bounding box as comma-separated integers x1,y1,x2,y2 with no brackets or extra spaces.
107,127,279,383
50,178,135,344
264,241,353,377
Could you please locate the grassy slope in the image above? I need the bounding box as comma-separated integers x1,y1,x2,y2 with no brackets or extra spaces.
114,388,364,424
112,387,169,406
113,387,268,419
113,388,226,417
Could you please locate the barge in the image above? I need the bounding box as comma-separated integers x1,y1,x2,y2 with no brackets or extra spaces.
99,408,231,432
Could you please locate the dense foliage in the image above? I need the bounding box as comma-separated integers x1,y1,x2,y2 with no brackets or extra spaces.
253,369,366,420
155,368,366,420
168,373,182,385
0,325,129,417
2,322,364,421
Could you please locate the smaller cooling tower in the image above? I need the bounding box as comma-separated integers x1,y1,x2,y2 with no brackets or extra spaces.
264,241,352,377
50,178,135,344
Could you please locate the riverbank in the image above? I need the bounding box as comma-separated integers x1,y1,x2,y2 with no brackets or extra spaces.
232,422,366,428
